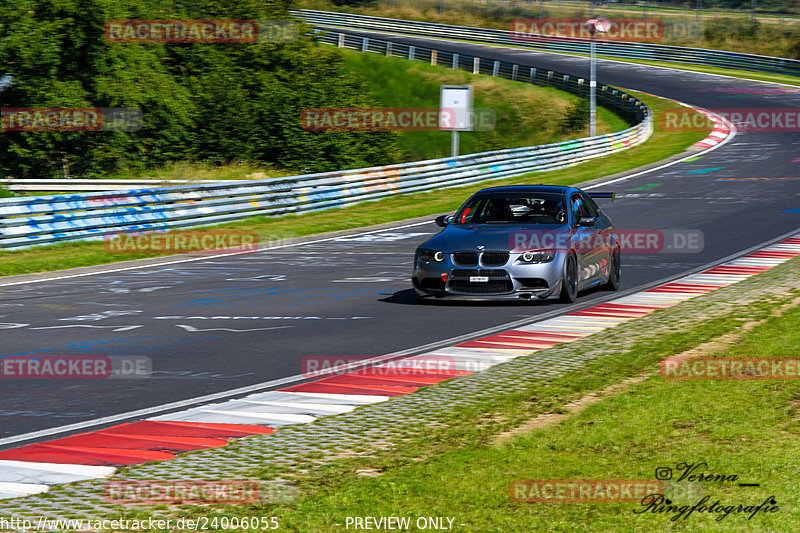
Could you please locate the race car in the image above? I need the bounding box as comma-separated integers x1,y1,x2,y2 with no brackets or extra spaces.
412,185,620,302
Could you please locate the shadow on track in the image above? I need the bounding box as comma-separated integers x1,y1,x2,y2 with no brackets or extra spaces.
379,285,614,307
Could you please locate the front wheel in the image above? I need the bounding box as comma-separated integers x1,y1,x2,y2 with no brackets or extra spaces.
603,247,621,291
559,253,578,303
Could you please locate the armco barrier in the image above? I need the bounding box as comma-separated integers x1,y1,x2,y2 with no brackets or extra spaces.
295,9,800,77
0,31,651,250
0,179,240,192
319,29,648,124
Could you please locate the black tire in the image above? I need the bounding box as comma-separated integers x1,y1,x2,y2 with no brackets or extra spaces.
559,253,578,303
603,247,621,291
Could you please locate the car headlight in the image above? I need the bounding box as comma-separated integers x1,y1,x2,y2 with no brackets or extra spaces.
518,250,555,263
418,248,445,262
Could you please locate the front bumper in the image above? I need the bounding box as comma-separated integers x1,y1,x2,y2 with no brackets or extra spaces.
412,254,564,301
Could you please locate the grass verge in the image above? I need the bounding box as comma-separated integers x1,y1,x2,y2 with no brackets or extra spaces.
101,161,302,182
339,48,629,160
267,285,800,531
0,89,706,278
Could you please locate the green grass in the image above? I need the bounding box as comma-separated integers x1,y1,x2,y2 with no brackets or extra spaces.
340,48,630,160
0,88,707,278
231,287,800,532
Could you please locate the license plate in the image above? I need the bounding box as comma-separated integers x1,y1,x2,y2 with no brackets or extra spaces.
469,276,489,282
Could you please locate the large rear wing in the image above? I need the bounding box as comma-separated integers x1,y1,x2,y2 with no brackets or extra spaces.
587,192,615,202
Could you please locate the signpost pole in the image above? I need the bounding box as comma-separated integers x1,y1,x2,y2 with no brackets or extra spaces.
590,37,596,138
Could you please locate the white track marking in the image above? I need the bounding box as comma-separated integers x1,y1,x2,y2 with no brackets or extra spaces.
0,221,434,288
174,325,294,333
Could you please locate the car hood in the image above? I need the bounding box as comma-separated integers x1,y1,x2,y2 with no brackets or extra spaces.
422,224,572,252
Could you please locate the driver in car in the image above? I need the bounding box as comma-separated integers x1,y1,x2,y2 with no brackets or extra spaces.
543,199,565,223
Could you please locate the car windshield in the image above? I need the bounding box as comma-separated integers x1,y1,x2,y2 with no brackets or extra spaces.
452,192,567,225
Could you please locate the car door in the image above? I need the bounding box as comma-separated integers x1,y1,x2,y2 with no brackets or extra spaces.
580,192,611,282
569,193,593,284
570,193,603,285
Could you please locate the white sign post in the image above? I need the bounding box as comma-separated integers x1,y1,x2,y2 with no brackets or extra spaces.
440,85,473,157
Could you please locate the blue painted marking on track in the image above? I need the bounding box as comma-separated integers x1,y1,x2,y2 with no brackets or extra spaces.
167,286,384,308
783,207,800,213
1,335,215,358
688,167,724,174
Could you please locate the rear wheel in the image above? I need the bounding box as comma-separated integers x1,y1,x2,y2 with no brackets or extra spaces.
559,253,578,303
603,247,621,291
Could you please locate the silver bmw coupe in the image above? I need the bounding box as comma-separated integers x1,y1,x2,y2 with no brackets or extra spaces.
412,185,621,303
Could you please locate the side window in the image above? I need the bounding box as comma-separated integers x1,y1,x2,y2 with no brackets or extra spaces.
581,193,600,218
570,194,586,220
457,199,486,224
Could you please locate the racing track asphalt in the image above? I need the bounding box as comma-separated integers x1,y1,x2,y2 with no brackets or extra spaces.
1,33,799,446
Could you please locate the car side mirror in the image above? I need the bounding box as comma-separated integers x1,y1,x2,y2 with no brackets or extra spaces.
435,215,453,227
577,216,597,227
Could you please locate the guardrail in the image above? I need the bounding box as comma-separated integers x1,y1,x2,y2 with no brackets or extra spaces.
318,29,648,123
0,179,242,192
295,9,800,77
0,30,651,250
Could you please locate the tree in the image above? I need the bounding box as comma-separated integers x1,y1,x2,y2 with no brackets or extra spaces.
0,0,401,177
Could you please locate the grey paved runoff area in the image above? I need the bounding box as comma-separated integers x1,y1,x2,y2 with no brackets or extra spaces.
1,255,798,528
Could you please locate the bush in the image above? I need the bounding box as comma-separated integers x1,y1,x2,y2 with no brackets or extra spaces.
560,98,589,133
